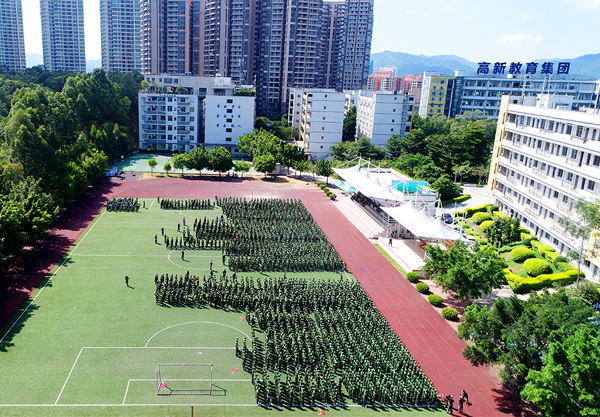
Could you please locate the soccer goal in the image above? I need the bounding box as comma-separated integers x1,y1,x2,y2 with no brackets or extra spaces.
156,363,213,396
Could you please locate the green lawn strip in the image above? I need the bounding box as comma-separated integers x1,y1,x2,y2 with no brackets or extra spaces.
374,244,408,275
0,199,443,416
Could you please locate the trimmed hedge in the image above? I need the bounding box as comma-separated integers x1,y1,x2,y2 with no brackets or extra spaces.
454,203,492,219
480,220,494,233
441,307,459,321
406,272,420,283
473,212,493,224
531,240,555,255
557,262,576,272
487,205,499,214
510,247,536,262
505,268,580,293
519,227,531,234
553,256,568,266
416,282,430,294
493,211,509,219
428,294,443,307
524,258,552,276
441,194,471,206
544,251,561,262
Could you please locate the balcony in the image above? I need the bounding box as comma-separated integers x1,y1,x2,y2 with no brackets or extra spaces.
535,148,551,157
557,201,572,214
532,169,547,179
552,224,570,237
571,135,587,143
561,181,578,192
565,158,580,167
529,188,544,198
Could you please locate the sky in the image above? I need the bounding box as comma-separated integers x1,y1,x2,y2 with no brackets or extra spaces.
22,0,600,65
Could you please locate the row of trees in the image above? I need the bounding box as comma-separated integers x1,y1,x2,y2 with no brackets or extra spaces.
0,68,140,271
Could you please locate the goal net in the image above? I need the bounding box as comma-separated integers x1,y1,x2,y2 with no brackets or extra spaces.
156,363,213,396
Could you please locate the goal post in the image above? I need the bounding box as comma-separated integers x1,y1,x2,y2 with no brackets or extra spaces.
156,363,213,396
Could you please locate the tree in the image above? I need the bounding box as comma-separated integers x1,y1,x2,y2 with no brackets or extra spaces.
457,291,594,388
316,159,333,185
452,164,471,183
163,161,172,176
484,217,521,247
233,160,251,177
148,158,158,175
253,154,276,177
521,325,600,416
237,129,282,160
430,174,461,200
281,143,304,174
423,241,506,300
471,165,489,185
559,197,600,287
185,146,208,175
385,134,403,158
208,146,233,175
294,159,311,179
342,105,357,141
172,153,187,176
391,153,433,177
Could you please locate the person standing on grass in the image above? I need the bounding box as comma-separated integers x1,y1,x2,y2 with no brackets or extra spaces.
125,276,130,287
181,250,185,260
155,234,158,244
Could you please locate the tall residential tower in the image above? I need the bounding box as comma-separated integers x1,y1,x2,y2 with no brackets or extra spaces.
40,0,86,72
100,0,141,72
0,0,26,71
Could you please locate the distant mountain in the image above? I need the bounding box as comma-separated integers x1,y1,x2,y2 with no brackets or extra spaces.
26,53,43,68
371,51,600,79
370,51,477,76
86,60,102,73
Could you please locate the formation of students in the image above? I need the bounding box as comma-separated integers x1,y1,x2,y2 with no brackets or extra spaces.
105,197,139,212
160,198,214,210
162,197,344,272
153,272,437,407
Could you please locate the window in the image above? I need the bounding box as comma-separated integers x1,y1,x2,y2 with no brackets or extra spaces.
594,155,600,166
587,180,596,191
227,119,233,123
226,137,232,142
168,106,173,111
227,99,233,104
226,128,232,133
567,172,574,182
227,109,233,113
392,119,395,123
393,108,396,112
553,191,559,198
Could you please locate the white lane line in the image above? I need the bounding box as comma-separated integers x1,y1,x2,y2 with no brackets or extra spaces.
149,199,155,210
83,346,235,349
55,347,84,405
0,210,107,345
122,380,131,405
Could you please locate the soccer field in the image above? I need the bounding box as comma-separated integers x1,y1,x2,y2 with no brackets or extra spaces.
0,199,444,416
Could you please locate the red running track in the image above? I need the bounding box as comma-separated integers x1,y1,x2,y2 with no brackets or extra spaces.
1,176,530,416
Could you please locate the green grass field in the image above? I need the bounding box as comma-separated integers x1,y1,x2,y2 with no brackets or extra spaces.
0,200,443,416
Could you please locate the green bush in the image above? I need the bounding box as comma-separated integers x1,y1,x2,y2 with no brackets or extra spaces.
487,205,499,214
406,272,420,283
473,212,493,224
428,294,443,307
553,256,568,266
531,240,555,255
479,239,488,245
441,307,459,321
505,269,580,293
416,282,430,294
510,247,536,262
441,194,471,206
329,194,335,200
524,258,552,276
493,211,509,219
557,262,576,272
476,184,483,188
317,182,324,186
519,227,531,234
544,251,561,262
455,204,492,218
480,220,494,233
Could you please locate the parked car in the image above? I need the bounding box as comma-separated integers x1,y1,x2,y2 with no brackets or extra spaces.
441,213,453,224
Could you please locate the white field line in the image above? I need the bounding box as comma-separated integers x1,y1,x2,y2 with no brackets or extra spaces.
0,403,423,408
145,322,251,347
132,379,252,382
0,210,107,346
55,347,84,405
74,254,217,258
149,199,155,210
122,380,131,405
84,346,235,349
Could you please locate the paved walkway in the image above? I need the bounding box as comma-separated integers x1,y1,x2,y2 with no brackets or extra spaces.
334,193,383,240
0,175,529,416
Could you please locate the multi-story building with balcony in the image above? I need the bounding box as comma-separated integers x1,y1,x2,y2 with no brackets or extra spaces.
294,88,345,160
420,70,600,120
0,0,26,71
488,94,600,281
139,75,254,153
337,0,373,91
100,0,141,73
355,91,414,146
40,0,86,72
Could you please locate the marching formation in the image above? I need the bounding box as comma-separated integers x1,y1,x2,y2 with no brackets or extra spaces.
162,198,344,272
153,272,438,407
105,197,139,212
160,198,214,210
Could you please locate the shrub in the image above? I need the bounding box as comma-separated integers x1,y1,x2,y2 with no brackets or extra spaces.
441,307,459,321
487,205,499,214
329,194,335,200
531,240,555,255
428,294,443,307
317,182,324,186
493,211,509,219
510,247,536,262
416,282,430,294
476,184,483,188
524,258,552,276
553,255,568,266
557,262,576,272
519,227,531,234
441,194,471,206
406,272,420,283
479,239,488,245
480,220,494,233
544,251,561,262
505,268,579,293
521,234,537,247
473,212,492,224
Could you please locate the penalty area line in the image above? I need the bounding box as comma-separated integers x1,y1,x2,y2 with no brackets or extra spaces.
55,347,84,405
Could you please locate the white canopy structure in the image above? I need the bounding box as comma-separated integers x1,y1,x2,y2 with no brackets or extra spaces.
382,204,464,242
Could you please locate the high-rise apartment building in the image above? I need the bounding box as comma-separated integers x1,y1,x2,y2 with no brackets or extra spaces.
0,0,26,71
337,0,373,90
100,0,141,73
40,0,86,72
321,1,343,90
